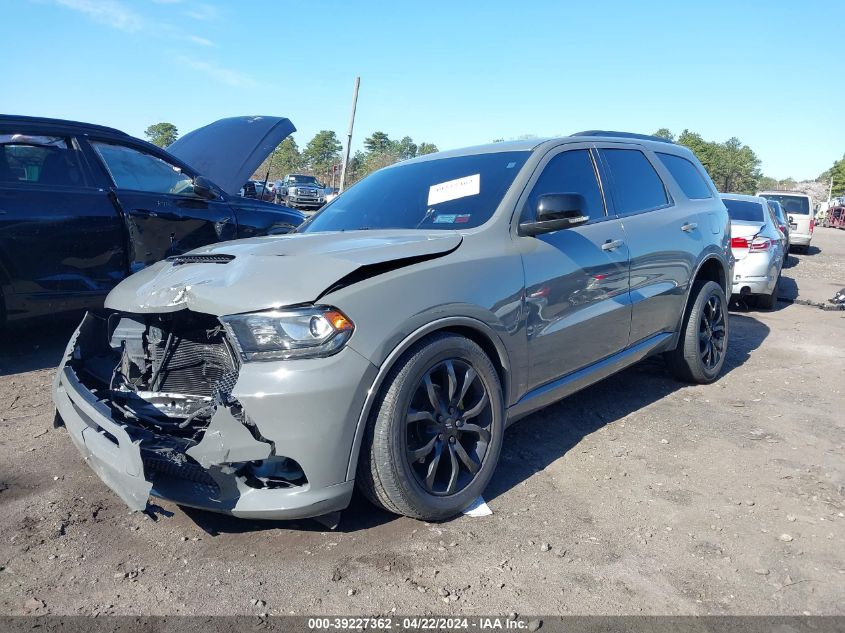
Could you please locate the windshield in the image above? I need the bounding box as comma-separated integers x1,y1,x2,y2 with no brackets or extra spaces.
288,175,318,185
759,194,810,215
300,151,530,233
723,198,765,222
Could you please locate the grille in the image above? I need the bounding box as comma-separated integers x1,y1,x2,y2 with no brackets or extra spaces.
167,254,235,265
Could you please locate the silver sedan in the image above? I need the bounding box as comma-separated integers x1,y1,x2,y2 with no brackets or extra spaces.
721,193,785,309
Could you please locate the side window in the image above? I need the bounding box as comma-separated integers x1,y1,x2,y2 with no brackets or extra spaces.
600,149,669,216
91,141,194,195
655,152,713,200
0,134,86,187
524,149,605,222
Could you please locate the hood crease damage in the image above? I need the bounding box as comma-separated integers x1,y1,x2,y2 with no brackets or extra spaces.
105,231,463,316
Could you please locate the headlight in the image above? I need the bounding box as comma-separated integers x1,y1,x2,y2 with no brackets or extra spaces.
221,306,354,361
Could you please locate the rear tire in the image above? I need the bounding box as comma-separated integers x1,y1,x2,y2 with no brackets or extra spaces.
665,280,728,384
757,277,778,311
357,333,504,520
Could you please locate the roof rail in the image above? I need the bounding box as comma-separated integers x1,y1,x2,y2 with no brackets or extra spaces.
571,130,675,144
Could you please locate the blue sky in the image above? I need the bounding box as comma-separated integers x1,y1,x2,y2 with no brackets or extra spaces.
3,0,843,179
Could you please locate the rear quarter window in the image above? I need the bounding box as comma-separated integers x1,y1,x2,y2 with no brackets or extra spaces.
600,148,669,216
655,152,713,199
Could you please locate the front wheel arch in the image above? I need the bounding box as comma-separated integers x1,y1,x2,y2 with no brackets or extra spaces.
344,317,511,483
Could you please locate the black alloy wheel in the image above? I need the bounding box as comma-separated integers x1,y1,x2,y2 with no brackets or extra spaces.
405,359,493,496
699,294,726,370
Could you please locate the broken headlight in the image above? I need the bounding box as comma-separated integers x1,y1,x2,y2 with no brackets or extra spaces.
221,306,353,361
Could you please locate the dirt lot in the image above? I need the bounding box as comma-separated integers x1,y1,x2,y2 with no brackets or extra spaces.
1,229,844,618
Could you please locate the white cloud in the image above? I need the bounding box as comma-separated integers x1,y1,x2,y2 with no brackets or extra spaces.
53,0,146,31
184,3,220,21
187,34,214,47
176,56,253,87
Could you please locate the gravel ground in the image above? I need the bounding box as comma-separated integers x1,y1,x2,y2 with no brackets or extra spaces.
1,229,843,617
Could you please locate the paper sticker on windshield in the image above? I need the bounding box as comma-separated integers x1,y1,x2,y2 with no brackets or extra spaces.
434,214,457,223
428,174,480,206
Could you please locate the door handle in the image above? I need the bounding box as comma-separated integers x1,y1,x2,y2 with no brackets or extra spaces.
681,222,698,232
602,239,624,251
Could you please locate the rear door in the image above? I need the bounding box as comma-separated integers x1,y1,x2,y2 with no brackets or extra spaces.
597,145,701,344
518,145,631,390
85,139,236,271
0,131,124,319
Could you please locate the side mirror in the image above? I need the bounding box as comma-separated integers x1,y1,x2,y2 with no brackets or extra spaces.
193,175,222,200
520,193,589,236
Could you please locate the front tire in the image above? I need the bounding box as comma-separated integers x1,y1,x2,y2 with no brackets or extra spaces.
666,280,728,384
357,333,504,520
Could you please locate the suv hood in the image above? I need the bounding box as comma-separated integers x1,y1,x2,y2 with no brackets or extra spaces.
104,230,462,316
166,116,295,196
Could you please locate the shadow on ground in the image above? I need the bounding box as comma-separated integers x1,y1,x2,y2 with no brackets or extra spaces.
483,312,769,504
0,315,81,377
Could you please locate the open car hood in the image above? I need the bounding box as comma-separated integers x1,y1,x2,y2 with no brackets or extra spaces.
166,116,295,196
105,230,462,316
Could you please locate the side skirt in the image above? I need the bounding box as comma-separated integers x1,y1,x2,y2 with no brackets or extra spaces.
506,332,673,426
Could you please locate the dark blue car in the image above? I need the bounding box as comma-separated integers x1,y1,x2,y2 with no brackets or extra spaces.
0,115,304,325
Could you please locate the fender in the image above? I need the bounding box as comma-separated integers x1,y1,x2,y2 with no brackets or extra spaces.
344,315,512,482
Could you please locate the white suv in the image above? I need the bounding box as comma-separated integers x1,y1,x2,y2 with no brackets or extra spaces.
756,191,814,253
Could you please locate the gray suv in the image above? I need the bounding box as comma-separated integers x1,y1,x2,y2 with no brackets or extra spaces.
53,132,733,525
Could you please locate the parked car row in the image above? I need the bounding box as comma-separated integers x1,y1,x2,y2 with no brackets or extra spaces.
720,189,817,309
51,130,738,525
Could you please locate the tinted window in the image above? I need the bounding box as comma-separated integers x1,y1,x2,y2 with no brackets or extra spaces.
92,142,195,195
656,152,712,199
722,198,765,222
300,151,529,232
600,149,668,215
523,149,605,221
0,134,85,187
768,202,786,224
758,194,810,215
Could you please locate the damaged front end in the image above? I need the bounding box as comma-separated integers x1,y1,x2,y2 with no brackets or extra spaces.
53,310,310,515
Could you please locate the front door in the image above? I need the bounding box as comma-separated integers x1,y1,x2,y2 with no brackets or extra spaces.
0,133,124,319
518,147,631,391
87,140,236,271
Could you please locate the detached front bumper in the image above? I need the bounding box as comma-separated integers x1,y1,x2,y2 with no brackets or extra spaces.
53,313,376,520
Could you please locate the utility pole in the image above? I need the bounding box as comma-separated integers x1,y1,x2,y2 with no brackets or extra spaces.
828,177,834,205
339,76,360,193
